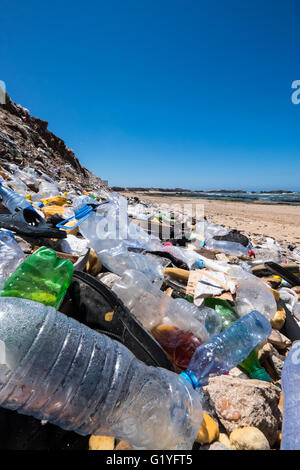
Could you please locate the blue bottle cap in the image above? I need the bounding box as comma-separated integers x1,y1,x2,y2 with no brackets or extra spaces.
180,371,199,389
197,259,205,269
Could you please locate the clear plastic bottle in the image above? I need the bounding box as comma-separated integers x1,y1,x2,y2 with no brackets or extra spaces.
37,181,60,199
161,244,202,269
194,220,229,240
204,239,249,257
229,267,277,321
112,270,222,368
0,183,32,213
73,201,164,283
204,298,271,381
182,310,272,388
281,341,300,450
252,247,282,264
0,231,25,290
0,297,203,450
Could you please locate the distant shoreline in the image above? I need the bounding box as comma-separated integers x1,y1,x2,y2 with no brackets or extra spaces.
117,189,300,206
122,191,300,247
112,187,297,194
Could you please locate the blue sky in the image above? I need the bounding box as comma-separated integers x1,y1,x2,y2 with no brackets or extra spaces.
1,0,300,190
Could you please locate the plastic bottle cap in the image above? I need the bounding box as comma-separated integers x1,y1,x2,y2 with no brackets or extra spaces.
179,371,199,389
197,259,205,269
163,242,173,247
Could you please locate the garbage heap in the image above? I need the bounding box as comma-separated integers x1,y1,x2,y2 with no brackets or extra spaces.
0,163,299,451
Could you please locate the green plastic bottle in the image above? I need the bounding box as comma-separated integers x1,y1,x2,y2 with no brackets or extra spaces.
204,297,271,382
239,349,271,381
1,246,73,309
204,298,238,330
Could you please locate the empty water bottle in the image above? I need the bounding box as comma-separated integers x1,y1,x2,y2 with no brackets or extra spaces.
0,183,33,213
0,297,202,450
181,311,272,388
228,267,277,321
60,199,164,283
281,341,300,450
204,239,249,257
204,297,271,381
112,269,221,368
0,231,25,289
161,244,203,269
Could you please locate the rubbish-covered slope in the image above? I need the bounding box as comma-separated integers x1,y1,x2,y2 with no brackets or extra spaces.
0,93,105,191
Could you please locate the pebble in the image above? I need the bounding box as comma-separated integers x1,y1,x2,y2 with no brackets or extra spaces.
229,427,270,450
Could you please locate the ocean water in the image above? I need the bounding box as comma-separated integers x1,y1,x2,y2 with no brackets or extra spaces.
179,191,300,205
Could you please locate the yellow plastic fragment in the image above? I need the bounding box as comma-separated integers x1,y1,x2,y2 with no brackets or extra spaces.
40,196,68,206
196,413,219,444
89,435,115,450
86,249,102,276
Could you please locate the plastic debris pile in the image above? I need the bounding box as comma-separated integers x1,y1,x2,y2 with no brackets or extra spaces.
0,162,299,451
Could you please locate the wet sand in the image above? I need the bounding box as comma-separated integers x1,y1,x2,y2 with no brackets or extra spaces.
123,192,300,247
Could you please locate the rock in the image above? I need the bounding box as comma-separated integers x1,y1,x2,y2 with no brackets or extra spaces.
14,235,33,254
228,367,249,379
262,276,282,289
270,308,286,330
278,392,284,424
229,427,270,450
218,433,232,448
115,440,133,450
196,412,219,444
89,435,115,450
208,442,231,450
203,375,281,446
268,329,291,350
263,343,286,379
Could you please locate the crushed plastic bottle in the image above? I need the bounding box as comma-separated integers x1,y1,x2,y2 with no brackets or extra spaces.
281,341,300,450
253,238,283,264
112,269,222,368
0,231,25,290
204,297,271,381
161,244,203,269
38,180,60,199
63,199,164,283
228,267,277,321
0,297,203,450
1,246,73,309
181,310,272,388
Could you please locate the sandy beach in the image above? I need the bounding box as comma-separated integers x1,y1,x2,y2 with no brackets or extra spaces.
123,192,300,247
